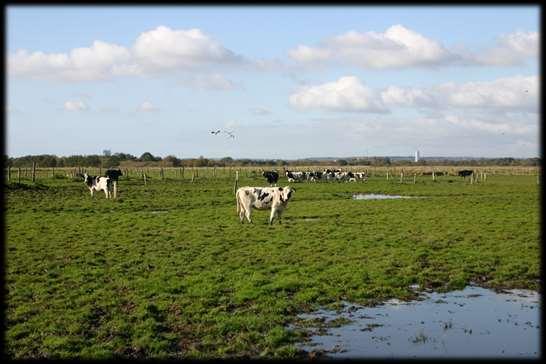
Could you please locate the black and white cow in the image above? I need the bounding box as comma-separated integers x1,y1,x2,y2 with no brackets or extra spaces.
262,170,279,185
458,169,474,178
83,173,112,198
105,168,123,181
236,186,295,224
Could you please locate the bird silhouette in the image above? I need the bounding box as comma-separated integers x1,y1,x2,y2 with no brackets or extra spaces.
224,130,235,139
210,129,221,135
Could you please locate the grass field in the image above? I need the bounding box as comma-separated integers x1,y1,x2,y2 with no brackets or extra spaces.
5,172,540,358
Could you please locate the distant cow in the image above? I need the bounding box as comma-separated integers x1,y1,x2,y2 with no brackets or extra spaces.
83,173,112,199
105,168,123,181
236,186,295,224
262,170,279,185
458,169,474,178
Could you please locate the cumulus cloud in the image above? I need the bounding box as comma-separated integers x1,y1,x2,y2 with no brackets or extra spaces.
289,76,388,113
8,26,243,81
383,75,538,111
10,41,133,81
290,75,538,115
133,26,242,72
64,100,88,111
289,26,537,69
138,101,159,112
464,30,539,66
289,25,457,68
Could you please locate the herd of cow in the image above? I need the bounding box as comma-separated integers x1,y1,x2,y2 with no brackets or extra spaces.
78,167,478,225
262,169,369,184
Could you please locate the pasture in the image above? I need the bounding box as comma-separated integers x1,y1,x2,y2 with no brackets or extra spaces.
4,169,540,358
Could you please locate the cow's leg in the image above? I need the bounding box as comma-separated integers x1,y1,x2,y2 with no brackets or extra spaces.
104,188,110,199
90,188,94,197
243,202,253,223
269,209,277,225
239,205,246,223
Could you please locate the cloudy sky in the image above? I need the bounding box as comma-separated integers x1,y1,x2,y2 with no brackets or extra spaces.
6,6,539,159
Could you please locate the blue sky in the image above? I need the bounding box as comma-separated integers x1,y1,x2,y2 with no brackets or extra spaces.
6,6,540,158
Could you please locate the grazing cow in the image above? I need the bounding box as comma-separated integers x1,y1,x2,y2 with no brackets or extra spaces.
285,170,305,182
458,169,474,178
354,172,368,181
262,170,279,185
236,186,295,224
83,173,112,198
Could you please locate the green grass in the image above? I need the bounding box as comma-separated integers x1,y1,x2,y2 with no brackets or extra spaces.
5,173,540,358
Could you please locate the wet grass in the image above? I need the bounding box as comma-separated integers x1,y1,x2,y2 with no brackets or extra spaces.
5,173,540,359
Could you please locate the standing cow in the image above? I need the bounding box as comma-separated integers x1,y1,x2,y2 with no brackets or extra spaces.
262,170,279,186
236,186,295,224
82,173,113,199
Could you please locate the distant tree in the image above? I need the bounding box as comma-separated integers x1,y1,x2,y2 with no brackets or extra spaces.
103,149,111,157
139,152,158,162
337,159,348,166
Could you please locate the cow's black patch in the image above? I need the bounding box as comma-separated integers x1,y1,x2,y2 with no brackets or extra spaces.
278,187,283,191
258,192,270,201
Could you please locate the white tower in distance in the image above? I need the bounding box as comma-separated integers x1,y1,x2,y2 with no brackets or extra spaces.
414,150,420,162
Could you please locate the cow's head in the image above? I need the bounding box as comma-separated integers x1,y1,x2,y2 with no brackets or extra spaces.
83,173,93,186
280,186,295,203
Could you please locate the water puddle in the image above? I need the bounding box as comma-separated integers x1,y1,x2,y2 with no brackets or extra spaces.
353,194,415,200
292,285,540,358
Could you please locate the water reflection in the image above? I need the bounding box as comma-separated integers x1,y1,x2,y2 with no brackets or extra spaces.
293,285,540,358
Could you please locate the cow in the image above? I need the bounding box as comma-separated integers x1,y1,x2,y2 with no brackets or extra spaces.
82,173,112,199
104,169,122,198
458,169,474,178
105,168,123,181
236,186,295,225
262,170,279,185
285,170,305,182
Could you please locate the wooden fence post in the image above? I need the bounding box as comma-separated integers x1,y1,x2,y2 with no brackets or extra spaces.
386,170,389,180
113,181,118,199
213,167,216,178
432,171,435,181
18,168,21,183
143,173,147,185
182,167,185,179
32,162,36,183
413,174,416,184
191,169,195,183
160,168,164,180
7,167,11,182
400,171,403,183
233,170,239,194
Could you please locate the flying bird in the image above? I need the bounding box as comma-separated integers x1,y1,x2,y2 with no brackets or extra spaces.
210,129,221,135
224,130,235,139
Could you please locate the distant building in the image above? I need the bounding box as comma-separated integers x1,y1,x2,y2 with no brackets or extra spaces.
414,150,420,162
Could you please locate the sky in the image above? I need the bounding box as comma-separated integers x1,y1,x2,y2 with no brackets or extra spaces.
6,5,540,159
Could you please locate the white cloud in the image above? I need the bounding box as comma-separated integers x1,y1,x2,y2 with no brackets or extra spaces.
10,41,133,81
138,101,158,112
466,30,539,66
8,26,243,81
444,114,534,135
133,26,242,72
289,76,387,113
289,26,538,69
178,73,238,91
250,107,272,115
64,100,88,111
289,25,456,68
290,75,538,117
385,75,538,111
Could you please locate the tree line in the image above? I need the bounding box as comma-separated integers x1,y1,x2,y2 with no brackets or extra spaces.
4,153,541,168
